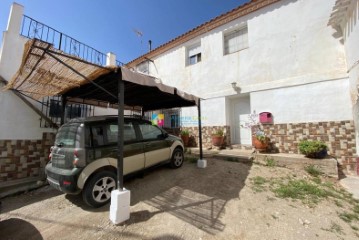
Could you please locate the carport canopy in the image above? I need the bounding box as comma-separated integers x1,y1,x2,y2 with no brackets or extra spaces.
5,39,204,190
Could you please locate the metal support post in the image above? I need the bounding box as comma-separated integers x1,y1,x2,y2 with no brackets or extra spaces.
117,69,124,191
198,99,203,160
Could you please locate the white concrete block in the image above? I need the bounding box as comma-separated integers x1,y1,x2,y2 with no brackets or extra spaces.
109,189,131,224
197,159,207,168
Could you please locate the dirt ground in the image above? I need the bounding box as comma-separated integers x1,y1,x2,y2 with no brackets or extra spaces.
1,158,359,240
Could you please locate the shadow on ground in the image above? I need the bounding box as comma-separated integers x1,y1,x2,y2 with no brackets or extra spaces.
0,218,43,240
125,159,252,234
0,185,62,214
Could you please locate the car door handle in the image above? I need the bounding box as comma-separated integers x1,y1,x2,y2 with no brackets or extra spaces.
145,143,151,147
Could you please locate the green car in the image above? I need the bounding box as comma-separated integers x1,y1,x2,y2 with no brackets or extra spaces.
45,116,184,207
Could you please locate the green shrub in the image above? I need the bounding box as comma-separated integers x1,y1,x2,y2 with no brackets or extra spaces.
305,165,322,177
180,129,189,136
212,129,224,137
266,158,276,167
298,140,328,159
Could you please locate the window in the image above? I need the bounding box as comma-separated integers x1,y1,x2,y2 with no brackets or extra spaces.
187,43,201,65
224,26,248,55
66,104,82,118
139,123,163,140
136,61,149,74
49,99,61,117
92,126,105,146
170,114,179,128
105,123,137,144
55,123,79,147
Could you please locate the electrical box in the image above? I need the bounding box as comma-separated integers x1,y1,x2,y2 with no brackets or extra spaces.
259,112,273,124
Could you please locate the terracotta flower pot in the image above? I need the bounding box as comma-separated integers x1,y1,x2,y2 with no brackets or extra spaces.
252,136,269,152
181,135,189,147
212,135,224,146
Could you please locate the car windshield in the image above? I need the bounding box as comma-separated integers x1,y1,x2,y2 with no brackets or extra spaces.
55,123,79,147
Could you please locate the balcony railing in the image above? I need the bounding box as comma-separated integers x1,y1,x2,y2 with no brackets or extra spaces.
20,15,109,66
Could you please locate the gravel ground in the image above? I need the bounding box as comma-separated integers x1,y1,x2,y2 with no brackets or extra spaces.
1,158,359,240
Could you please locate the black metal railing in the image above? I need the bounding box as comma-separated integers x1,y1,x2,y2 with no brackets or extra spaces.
20,15,108,66
40,96,94,128
116,60,125,66
19,15,128,128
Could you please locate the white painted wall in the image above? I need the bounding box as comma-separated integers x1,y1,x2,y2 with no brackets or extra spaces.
180,97,226,127
343,0,359,104
0,3,116,140
0,3,57,140
0,3,27,82
93,106,117,116
340,0,359,152
251,78,352,124
145,0,351,125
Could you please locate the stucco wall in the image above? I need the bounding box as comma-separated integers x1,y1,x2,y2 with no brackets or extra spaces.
145,0,350,127
0,4,57,140
251,78,352,124
180,97,227,127
149,0,347,97
342,0,359,153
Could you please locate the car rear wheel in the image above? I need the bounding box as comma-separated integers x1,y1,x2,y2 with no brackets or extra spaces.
170,148,184,168
82,171,117,208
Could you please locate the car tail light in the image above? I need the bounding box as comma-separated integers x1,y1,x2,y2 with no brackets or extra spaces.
73,149,80,167
48,146,54,161
63,180,71,185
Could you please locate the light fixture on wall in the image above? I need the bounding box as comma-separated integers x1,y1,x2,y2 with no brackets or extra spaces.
231,82,240,92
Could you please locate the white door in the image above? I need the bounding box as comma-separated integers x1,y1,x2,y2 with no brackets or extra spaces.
233,97,251,145
238,114,252,144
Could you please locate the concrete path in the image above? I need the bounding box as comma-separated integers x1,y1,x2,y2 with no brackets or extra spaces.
340,176,359,200
190,146,359,199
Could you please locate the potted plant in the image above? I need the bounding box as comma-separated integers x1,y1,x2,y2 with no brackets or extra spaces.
180,129,190,147
212,129,224,146
241,111,271,152
298,140,328,159
252,129,269,152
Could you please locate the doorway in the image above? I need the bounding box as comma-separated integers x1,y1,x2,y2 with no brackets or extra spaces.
231,96,251,145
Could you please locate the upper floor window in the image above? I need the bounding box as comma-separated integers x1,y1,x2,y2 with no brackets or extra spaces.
224,26,248,55
187,43,201,65
136,61,149,74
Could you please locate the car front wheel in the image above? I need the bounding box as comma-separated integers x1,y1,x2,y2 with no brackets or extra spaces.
170,148,184,168
82,171,117,208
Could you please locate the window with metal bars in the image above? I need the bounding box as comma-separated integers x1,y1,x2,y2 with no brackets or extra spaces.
224,26,248,55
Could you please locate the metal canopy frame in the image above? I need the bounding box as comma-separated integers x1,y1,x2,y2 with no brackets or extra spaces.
6,39,204,191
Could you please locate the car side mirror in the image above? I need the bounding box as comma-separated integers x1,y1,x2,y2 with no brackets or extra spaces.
163,132,169,138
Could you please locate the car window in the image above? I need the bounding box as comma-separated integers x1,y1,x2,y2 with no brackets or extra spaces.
92,126,105,147
55,123,79,147
139,123,163,140
106,122,137,143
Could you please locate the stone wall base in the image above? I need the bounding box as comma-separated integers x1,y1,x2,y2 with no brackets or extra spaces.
0,132,55,183
262,120,356,175
180,126,231,149
181,120,357,175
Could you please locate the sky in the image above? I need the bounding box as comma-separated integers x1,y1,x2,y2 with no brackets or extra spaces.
0,0,250,63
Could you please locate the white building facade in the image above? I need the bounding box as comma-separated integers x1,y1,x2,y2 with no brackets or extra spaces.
127,0,357,173
0,3,117,188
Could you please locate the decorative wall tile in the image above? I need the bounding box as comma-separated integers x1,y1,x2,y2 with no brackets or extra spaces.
262,120,356,172
0,132,55,182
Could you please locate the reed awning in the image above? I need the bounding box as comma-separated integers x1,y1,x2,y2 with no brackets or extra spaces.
5,39,199,111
